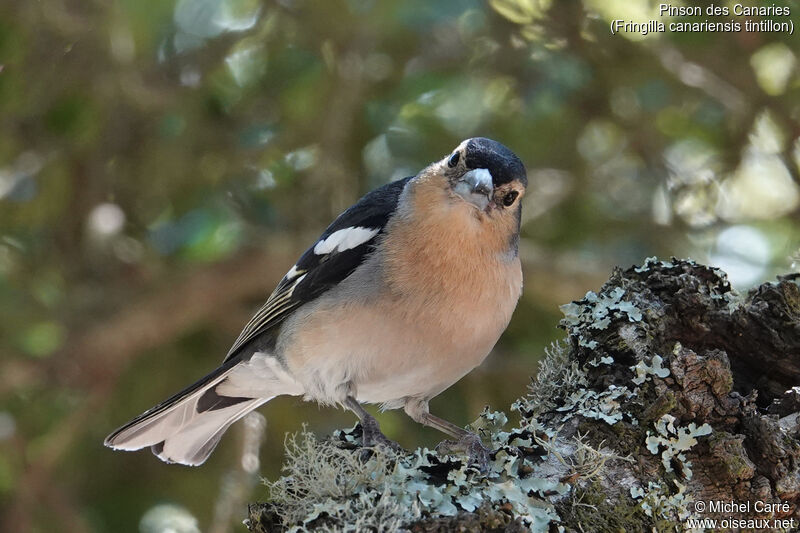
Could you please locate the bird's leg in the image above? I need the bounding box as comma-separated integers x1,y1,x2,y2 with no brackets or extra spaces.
404,399,490,473
343,396,402,451
423,413,490,473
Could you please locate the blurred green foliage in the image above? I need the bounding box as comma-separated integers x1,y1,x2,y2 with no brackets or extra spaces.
1,0,799,531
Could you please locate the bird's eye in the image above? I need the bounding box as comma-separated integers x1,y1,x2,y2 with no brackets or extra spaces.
447,152,460,168
503,191,519,207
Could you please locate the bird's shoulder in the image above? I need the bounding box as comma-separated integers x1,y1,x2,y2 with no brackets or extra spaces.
224,176,413,361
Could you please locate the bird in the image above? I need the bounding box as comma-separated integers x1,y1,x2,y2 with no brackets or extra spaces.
104,137,527,468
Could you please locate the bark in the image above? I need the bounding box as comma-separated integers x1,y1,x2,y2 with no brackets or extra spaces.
247,259,800,532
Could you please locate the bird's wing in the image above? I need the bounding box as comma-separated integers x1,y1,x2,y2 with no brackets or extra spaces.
223,176,413,361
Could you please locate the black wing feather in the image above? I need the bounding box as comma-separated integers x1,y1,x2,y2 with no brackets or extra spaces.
223,176,412,361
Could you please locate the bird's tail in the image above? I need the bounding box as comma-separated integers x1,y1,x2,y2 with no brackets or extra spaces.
104,359,271,466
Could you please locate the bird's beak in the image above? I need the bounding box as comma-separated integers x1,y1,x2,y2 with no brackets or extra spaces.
453,169,493,210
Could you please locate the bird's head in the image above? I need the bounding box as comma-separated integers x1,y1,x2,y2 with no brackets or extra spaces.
438,137,527,217
403,137,527,256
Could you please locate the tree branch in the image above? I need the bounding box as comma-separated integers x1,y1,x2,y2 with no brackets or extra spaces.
248,258,800,531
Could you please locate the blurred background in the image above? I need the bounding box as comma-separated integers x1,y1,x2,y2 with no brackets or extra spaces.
1,0,799,531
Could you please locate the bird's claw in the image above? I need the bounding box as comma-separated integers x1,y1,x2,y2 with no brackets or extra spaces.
359,418,403,452
436,432,491,474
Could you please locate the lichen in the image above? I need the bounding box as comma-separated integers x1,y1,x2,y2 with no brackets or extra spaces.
555,385,634,425
254,411,568,533
250,257,762,532
559,286,643,335
633,256,674,273
644,414,712,478
513,340,582,419
256,428,421,532
629,479,693,526
557,481,649,532
558,432,632,482
631,354,670,385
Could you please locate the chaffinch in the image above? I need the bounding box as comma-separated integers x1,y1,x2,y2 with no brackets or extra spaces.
105,137,527,469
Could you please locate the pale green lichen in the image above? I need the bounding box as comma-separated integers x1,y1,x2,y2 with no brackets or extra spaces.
263,429,421,532
634,257,738,306
555,385,634,425
644,415,712,479
542,431,632,482
634,256,674,273
513,340,584,418
558,481,650,531
631,354,671,385
629,479,692,524
559,285,643,351
262,410,566,532
560,286,643,330
514,342,635,426
588,355,614,367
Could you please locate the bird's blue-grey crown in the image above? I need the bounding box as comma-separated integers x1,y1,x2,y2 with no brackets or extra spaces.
464,137,527,187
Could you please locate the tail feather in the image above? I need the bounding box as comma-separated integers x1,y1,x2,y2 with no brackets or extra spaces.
154,397,269,465
105,359,269,465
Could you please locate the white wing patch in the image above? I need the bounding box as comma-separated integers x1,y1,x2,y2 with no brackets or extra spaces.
285,264,304,280
313,226,380,255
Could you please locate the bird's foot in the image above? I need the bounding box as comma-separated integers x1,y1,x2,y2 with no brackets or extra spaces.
360,416,403,452
436,432,490,474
